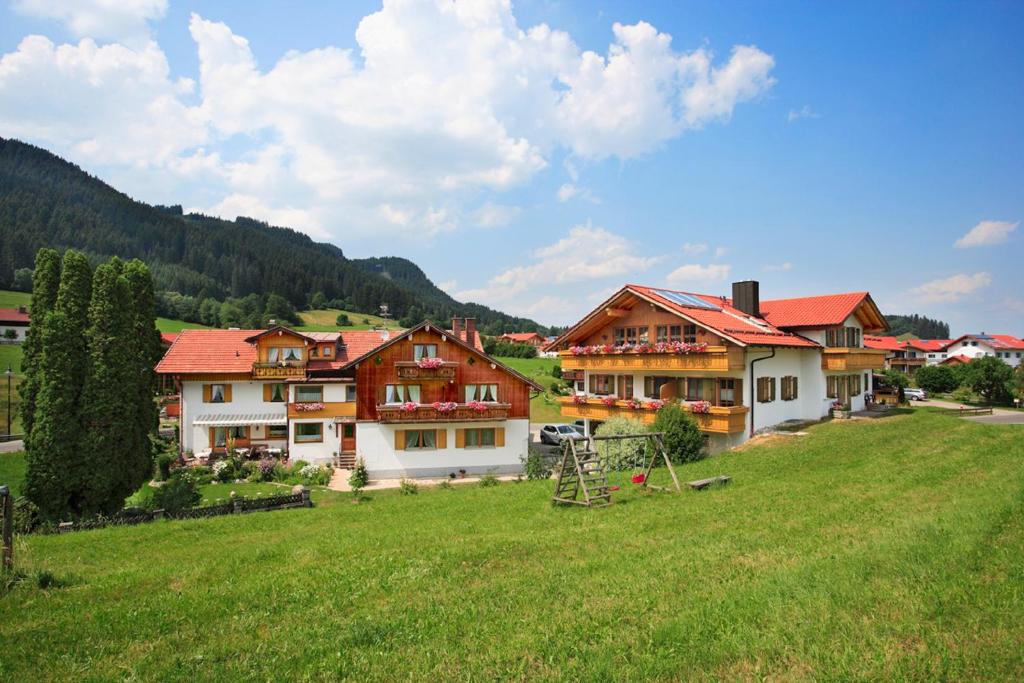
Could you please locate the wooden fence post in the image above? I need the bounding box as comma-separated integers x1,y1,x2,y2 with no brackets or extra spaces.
1,485,12,571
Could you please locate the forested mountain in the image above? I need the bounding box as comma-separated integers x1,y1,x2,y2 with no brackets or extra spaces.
885,314,950,339
0,138,550,335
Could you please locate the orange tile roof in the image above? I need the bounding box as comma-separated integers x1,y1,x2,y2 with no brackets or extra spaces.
758,292,871,329
940,354,972,365
160,332,179,346
0,308,30,324
627,285,819,348
864,335,903,351
156,329,262,374
502,332,543,342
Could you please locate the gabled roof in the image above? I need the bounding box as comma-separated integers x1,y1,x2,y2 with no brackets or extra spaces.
912,339,951,352
864,335,904,352
243,325,319,344
864,336,952,353
501,332,544,342
0,308,29,324
156,329,262,374
940,354,972,365
948,333,1024,350
548,285,820,351
759,292,887,332
160,332,179,346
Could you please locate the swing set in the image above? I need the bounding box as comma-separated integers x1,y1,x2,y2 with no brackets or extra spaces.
551,431,681,508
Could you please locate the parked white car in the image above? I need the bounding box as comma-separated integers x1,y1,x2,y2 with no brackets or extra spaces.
904,388,927,401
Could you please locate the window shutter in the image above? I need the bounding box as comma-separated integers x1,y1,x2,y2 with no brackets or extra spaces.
495,427,505,447
770,377,776,401
395,430,405,450
792,376,798,399
263,384,272,402
223,385,233,402
436,429,447,449
455,429,466,448
203,384,212,402
208,427,215,447
589,375,597,393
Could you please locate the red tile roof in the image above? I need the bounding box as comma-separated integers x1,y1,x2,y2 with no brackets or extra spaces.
912,339,951,352
864,335,903,352
940,354,972,365
156,329,262,374
758,292,872,329
946,333,1024,351
501,332,544,342
160,332,179,346
864,336,952,353
0,308,30,324
627,285,820,348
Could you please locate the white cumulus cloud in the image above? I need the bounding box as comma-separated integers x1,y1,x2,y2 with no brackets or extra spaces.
763,261,792,272
666,263,732,283
953,220,1018,248
681,242,708,255
909,272,991,303
472,203,520,228
12,0,167,45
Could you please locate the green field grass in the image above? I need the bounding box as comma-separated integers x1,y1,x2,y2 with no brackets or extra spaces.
297,307,404,332
0,289,30,308
4,409,1022,680
0,450,25,497
496,355,566,423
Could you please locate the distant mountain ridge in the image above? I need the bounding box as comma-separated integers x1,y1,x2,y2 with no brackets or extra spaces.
0,138,549,335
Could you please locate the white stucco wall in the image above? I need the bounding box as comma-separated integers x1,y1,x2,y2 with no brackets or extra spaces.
356,419,531,478
0,324,27,342
180,379,287,455
289,418,338,464
945,339,1021,368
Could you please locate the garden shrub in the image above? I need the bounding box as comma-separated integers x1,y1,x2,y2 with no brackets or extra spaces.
652,402,706,464
915,364,959,394
155,453,175,481
299,463,331,486
348,457,369,497
522,447,552,480
212,459,236,483
479,473,500,487
961,356,1014,403
149,475,201,514
399,478,419,495
594,416,650,471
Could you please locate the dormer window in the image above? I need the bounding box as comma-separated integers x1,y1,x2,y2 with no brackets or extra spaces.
321,345,333,357
413,344,437,360
268,347,303,362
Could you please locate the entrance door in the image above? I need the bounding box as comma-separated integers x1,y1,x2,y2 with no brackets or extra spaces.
341,422,356,453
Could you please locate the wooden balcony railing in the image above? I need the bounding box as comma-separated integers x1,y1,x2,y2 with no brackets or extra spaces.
375,402,512,423
557,396,748,434
394,361,459,381
559,346,744,373
252,361,307,379
821,348,888,372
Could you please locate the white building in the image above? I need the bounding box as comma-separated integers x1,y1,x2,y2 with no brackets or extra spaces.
0,307,29,342
942,334,1024,369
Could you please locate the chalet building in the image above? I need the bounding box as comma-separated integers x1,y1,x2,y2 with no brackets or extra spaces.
156,319,541,478
865,333,1023,371
942,333,1023,369
546,281,888,452
0,306,29,342
498,332,546,347
863,336,951,375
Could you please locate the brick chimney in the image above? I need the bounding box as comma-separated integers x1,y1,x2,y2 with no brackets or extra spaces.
452,316,462,340
731,280,760,318
465,318,476,346
17,305,27,314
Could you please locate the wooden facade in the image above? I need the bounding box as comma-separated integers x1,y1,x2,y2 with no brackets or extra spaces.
559,345,744,372
821,348,887,371
557,397,749,434
353,328,533,422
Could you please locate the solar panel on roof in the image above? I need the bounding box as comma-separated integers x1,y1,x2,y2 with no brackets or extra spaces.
651,288,720,311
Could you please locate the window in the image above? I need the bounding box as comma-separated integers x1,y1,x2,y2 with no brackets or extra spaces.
210,384,227,403
827,375,839,399
385,384,420,404
267,424,287,439
756,376,776,403
266,383,286,403
268,347,303,363
464,428,496,448
295,385,323,402
613,327,647,346
685,378,705,401
213,426,247,447
465,384,498,402
589,374,614,395
414,344,437,360
405,429,436,450
683,324,698,344
294,422,323,443
850,374,862,395
643,376,676,400
345,385,357,402
719,378,739,407
617,375,634,400
656,325,684,343
309,347,318,358
781,376,798,401
321,345,333,357
825,327,861,348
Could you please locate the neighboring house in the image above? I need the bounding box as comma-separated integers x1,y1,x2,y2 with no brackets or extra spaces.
545,281,888,452
939,354,972,367
863,336,952,375
942,333,1024,369
0,306,29,342
499,332,546,347
156,318,541,477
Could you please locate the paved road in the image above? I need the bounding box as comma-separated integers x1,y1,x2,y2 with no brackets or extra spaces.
0,439,23,452
919,398,1024,425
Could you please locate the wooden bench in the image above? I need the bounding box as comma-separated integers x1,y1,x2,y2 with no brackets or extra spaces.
688,475,731,490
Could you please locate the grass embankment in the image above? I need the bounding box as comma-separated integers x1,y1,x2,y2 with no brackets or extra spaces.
496,355,565,423
297,308,403,332
3,410,1022,679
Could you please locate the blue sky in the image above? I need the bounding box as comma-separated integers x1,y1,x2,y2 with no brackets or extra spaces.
1,1,1021,332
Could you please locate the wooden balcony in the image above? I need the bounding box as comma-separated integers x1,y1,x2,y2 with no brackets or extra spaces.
394,361,459,381
890,356,925,365
557,397,748,434
821,348,888,372
287,402,356,419
559,346,744,373
252,361,307,379
375,402,512,423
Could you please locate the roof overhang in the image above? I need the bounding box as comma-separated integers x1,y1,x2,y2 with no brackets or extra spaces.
243,325,317,344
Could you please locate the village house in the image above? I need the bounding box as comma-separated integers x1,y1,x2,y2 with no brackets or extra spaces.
0,306,29,342
498,332,546,347
865,333,1023,371
863,336,952,375
941,333,1024,369
156,318,541,478
546,281,888,452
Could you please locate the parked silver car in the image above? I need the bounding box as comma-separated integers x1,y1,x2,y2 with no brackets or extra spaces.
904,387,927,401
539,424,586,445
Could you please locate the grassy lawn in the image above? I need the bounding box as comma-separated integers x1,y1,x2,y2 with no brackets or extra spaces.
297,308,403,332
3,410,1022,679
0,450,25,496
497,355,566,423
155,317,209,333
0,289,30,308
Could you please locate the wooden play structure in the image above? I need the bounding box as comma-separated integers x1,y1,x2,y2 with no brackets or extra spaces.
552,432,681,507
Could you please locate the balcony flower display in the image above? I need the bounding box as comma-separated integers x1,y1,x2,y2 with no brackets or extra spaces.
690,400,711,414
572,393,588,405
648,400,664,411
627,397,644,410
399,402,419,413
416,357,445,369
569,341,708,356
293,402,325,412
466,400,489,413
432,401,458,413
601,396,617,407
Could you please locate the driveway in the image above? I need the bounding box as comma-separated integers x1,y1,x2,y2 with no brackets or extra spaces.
0,439,23,452
920,398,1024,425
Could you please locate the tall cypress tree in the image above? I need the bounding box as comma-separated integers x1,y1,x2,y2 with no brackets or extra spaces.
19,248,61,437
123,259,161,492
80,259,136,515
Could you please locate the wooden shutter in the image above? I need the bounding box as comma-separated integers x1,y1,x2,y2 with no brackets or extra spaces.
455,428,466,448
223,385,232,402
770,377,776,402
791,376,798,400
734,378,743,406
395,430,406,450
495,427,505,447
203,384,212,402
209,427,215,447
589,375,597,393
263,384,272,401
436,429,447,449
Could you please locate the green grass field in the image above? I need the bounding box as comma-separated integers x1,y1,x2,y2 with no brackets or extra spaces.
3,409,1022,680
297,308,404,332
496,355,566,423
0,289,30,308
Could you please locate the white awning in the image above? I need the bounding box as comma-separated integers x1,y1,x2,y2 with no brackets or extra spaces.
193,413,287,426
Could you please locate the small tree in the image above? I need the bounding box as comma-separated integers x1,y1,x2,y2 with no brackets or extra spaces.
336,312,351,326
962,356,1014,404
882,369,909,404
348,457,369,500
2,329,15,341
915,364,959,394
652,403,706,464
594,417,649,471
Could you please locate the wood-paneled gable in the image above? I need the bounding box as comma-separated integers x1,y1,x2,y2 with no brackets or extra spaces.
579,306,724,347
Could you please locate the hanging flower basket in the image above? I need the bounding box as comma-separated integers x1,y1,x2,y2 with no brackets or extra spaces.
416,357,445,369
601,396,617,407
631,473,646,484
466,400,489,413
432,401,458,413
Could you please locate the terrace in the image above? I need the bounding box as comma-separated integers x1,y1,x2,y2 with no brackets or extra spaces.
557,396,748,434
375,402,512,423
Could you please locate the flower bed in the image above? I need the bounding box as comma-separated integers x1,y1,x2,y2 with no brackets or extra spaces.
569,341,708,356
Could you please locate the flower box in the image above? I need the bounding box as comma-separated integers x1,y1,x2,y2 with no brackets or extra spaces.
293,402,325,412
569,341,708,356
416,357,445,369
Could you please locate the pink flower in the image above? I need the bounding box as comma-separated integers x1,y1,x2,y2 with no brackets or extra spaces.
572,394,587,405
294,402,325,412
432,401,458,413
648,400,664,411
466,400,489,413
416,357,444,369
601,396,617,407
399,402,419,413
690,400,711,414
628,398,643,410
